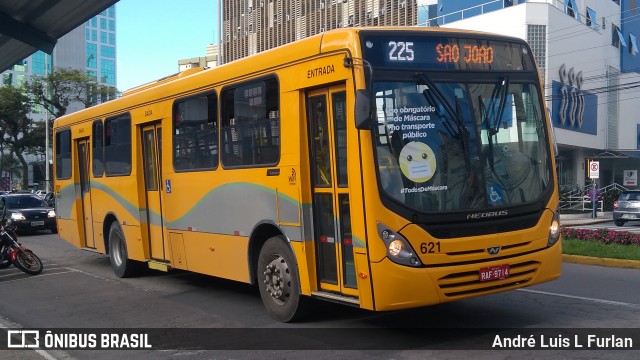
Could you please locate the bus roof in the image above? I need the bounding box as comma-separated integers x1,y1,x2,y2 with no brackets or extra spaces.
53,26,526,129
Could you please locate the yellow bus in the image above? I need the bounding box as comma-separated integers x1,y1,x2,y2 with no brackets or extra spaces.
53,27,561,322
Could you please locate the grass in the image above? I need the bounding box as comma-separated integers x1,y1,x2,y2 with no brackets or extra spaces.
563,238,640,261
561,227,640,261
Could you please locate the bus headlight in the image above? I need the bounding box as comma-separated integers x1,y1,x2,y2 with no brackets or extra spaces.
548,211,560,247
377,222,422,267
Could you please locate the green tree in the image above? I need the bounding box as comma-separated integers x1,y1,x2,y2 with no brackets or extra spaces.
0,86,44,188
26,68,117,118
26,68,118,159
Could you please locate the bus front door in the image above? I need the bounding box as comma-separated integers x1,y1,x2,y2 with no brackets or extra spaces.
76,139,95,248
141,124,167,261
307,87,358,297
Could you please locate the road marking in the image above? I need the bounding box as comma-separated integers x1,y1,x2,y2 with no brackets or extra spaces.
0,267,69,278
0,270,78,284
518,288,640,308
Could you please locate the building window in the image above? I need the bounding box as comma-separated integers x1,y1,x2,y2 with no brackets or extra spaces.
527,25,547,69
586,7,597,29
86,43,97,68
630,33,639,55
612,24,627,48
100,59,116,85
173,93,218,171
565,0,580,21
101,45,115,58
220,77,280,167
104,114,132,176
31,51,48,75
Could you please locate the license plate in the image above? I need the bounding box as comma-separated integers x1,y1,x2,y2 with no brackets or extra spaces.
31,221,45,226
479,264,510,282
622,214,637,219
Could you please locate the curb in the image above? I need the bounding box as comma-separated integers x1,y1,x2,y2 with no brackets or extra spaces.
562,254,640,269
559,219,613,227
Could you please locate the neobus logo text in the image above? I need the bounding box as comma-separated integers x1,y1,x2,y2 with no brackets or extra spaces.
307,64,335,78
466,210,508,220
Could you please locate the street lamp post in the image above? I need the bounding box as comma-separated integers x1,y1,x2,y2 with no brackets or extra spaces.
45,111,50,193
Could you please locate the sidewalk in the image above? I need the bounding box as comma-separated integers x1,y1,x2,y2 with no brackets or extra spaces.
559,211,613,227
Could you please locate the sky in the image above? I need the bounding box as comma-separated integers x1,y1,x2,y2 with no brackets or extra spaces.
116,0,218,91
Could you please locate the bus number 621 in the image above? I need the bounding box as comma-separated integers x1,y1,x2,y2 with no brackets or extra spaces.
421,241,441,254
388,41,415,61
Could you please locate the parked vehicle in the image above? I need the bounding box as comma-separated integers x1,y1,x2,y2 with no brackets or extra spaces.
613,190,640,226
0,198,44,275
0,193,57,233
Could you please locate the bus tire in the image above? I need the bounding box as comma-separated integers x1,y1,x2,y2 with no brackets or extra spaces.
108,221,141,278
257,236,308,322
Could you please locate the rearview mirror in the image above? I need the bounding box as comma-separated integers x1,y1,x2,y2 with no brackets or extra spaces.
355,89,371,130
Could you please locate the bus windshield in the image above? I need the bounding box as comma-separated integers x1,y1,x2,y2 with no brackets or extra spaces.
373,75,551,212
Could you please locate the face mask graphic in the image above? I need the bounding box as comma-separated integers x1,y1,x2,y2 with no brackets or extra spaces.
399,141,436,183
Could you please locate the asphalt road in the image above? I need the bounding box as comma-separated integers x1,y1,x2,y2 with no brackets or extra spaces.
0,232,638,360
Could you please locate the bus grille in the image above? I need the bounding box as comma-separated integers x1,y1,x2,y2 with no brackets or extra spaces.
423,213,540,239
437,261,539,297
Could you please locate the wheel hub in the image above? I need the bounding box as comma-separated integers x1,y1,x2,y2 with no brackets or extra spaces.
263,255,291,304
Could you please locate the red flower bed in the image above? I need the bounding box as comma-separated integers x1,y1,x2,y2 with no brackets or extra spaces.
561,228,640,246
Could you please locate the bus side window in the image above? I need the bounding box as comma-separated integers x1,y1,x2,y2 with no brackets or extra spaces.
220,77,280,167
173,93,218,171
104,115,132,176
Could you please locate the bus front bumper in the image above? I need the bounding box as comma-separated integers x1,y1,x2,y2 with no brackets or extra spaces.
368,241,562,311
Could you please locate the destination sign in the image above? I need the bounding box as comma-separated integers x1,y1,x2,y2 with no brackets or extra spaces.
360,32,535,71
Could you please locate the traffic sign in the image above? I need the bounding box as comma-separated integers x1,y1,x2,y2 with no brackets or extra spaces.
589,160,599,179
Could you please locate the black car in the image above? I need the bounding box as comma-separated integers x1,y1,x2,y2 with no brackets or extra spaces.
0,193,57,233
613,190,640,226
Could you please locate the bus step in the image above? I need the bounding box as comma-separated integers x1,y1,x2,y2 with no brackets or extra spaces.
147,260,170,272
311,291,359,306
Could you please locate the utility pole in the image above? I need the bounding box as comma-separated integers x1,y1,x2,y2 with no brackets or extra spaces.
45,111,50,193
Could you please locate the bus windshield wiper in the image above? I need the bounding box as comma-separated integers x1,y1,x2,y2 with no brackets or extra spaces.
415,72,470,168
483,76,510,136
482,75,511,200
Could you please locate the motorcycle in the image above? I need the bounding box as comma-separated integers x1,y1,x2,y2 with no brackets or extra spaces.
0,198,43,275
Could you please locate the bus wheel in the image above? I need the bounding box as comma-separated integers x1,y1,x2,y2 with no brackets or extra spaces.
108,221,141,278
257,236,307,322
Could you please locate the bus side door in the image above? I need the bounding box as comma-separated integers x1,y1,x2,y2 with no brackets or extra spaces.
141,123,168,261
76,138,95,248
306,86,358,297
